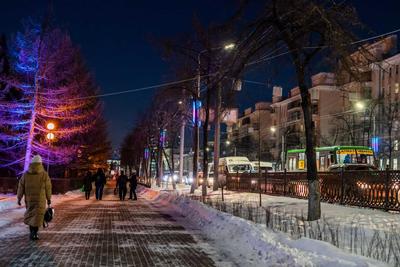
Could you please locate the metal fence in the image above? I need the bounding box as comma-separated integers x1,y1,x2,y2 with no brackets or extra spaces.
0,177,84,194
226,170,400,211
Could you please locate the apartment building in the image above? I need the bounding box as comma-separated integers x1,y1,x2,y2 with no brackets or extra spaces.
227,35,400,169
227,102,274,161
269,73,343,165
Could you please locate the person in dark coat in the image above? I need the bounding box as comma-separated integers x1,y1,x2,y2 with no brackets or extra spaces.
17,155,52,240
94,168,106,200
83,171,92,200
129,170,138,200
117,171,128,201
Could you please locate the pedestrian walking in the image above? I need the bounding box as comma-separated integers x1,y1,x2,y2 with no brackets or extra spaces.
117,171,128,201
94,168,106,200
17,155,52,241
83,171,92,200
129,170,138,200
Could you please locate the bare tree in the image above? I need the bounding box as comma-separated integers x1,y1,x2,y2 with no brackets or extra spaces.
221,0,361,220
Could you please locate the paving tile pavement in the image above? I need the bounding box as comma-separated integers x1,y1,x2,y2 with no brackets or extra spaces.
0,182,232,267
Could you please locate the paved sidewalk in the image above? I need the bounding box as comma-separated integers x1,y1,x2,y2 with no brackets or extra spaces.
0,183,228,267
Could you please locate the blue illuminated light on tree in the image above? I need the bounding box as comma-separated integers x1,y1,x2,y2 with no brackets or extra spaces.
0,20,104,174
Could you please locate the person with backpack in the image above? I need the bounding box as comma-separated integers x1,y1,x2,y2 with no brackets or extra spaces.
17,155,52,241
94,168,106,200
117,171,128,201
83,171,93,200
129,170,138,200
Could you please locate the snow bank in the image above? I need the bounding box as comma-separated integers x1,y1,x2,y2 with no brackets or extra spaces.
140,187,387,267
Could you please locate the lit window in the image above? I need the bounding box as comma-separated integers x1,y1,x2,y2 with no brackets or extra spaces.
394,159,398,170
395,140,399,151
396,83,399,94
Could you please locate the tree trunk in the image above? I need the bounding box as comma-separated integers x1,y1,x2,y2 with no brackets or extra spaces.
24,38,43,172
213,83,221,191
201,90,211,197
190,98,199,194
299,80,320,221
156,132,162,187
170,146,176,190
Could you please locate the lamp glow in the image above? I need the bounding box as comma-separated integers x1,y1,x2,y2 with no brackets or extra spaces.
354,101,365,111
46,133,55,140
46,122,56,130
224,43,235,50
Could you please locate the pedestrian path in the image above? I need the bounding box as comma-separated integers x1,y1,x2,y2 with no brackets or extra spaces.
0,183,229,266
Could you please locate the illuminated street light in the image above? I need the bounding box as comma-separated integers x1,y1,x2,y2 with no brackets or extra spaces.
224,43,235,50
46,122,56,130
270,126,277,133
178,100,183,105
46,132,55,140
354,101,365,111
226,140,231,145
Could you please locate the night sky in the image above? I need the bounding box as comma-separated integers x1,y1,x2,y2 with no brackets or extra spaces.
0,0,399,150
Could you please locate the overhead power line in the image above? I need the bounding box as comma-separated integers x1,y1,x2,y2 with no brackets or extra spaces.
69,27,400,100
248,28,400,66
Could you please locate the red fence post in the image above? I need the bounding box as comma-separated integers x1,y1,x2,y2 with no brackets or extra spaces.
340,169,344,205
385,168,390,211
283,169,287,196
264,171,267,194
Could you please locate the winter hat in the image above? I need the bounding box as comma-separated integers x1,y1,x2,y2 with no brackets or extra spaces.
31,155,43,164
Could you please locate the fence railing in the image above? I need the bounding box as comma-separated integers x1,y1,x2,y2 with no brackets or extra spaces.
0,177,84,194
225,170,400,211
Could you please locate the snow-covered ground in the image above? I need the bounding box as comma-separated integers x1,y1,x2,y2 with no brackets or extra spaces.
141,186,387,267
152,183,400,266
153,183,400,232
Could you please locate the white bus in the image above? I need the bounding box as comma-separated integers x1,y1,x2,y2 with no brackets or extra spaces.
251,161,273,173
201,157,252,187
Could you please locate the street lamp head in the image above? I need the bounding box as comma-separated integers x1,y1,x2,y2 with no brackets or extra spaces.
354,101,365,111
226,140,231,145
178,100,183,105
224,43,235,51
46,122,56,131
270,126,277,133
46,132,55,140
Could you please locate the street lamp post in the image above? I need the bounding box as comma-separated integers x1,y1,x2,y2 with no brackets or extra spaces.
46,122,56,174
191,42,235,194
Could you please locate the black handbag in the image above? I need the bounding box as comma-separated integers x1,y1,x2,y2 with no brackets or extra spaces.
43,207,54,228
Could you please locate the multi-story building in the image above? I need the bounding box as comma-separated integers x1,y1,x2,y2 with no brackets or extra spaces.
270,72,343,167
227,102,274,161
228,35,400,170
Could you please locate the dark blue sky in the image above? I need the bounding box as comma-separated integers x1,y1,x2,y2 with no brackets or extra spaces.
1,1,399,149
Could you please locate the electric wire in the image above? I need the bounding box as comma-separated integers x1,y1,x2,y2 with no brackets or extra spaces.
62,28,400,101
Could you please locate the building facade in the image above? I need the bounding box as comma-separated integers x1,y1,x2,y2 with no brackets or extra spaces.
227,35,400,170
227,102,274,161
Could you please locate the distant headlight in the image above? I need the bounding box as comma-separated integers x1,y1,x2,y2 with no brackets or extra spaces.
173,174,178,181
188,177,193,183
163,175,169,181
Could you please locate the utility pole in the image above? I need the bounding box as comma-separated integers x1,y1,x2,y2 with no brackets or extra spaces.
258,107,262,207
213,83,222,191
179,120,185,184
190,54,201,194
281,134,285,170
